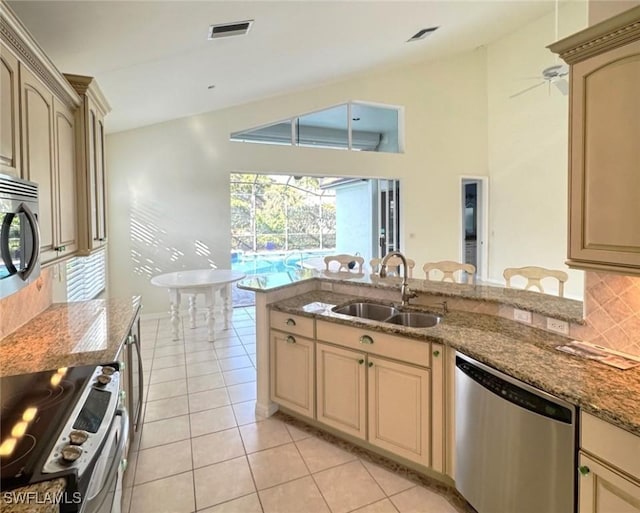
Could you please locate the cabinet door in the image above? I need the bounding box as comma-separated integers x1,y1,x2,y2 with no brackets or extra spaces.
270,331,314,417
20,66,56,263
568,39,640,271
87,99,107,250
53,98,77,255
1,43,20,176
317,342,366,440
579,453,640,513
367,356,430,466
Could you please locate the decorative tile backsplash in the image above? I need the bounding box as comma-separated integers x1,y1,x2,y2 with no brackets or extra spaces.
0,268,53,339
571,271,640,356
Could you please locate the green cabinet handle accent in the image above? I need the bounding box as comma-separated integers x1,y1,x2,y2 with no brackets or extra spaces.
286,335,296,344
579,466,590,476
359,335,374,345
286,318,296,326
433,350,440,357
358,359,364,365
368,362,374,368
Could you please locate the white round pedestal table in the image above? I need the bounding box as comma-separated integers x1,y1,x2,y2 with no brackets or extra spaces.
151,269,246,341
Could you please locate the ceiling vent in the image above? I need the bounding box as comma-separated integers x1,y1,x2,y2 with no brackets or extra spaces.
407,26,439,42
208,20,254,40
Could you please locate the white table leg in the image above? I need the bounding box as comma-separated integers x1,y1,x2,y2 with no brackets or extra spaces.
169,289,181,340
204,289,216,342
188,295,197,329
222,284,232,330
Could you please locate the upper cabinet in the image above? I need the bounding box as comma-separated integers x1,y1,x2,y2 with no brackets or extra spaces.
64,74,111,254
1,1,110,262
550,7,640,275
0,41,20,176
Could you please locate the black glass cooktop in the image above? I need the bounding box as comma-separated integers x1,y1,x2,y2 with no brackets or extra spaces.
0,366,96,489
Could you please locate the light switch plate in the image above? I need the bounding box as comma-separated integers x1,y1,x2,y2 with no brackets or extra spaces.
547,317,569,335
513,309,532,324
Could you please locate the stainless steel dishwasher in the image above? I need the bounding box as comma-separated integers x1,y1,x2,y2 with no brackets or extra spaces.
455,352,576,513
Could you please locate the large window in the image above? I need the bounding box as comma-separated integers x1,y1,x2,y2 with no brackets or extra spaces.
66,249,106,301
230,101,402,153
231,174,336,254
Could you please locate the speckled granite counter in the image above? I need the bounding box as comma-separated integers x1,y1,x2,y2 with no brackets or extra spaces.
238,269,584,322
0,297,141,377
271,290,640,437
0,477,66,513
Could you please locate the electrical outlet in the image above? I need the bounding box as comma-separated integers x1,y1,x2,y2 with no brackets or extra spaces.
513,309,532,324
547,317,569,335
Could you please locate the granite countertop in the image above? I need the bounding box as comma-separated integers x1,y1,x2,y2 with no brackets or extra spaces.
0,478,66,513
0,297,141,377
272,290,640,437
238,269,584,322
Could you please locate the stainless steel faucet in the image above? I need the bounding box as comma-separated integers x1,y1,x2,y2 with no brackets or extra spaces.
379,251,416,307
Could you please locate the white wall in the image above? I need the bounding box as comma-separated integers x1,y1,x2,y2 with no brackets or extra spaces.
334,181,376,265
486,2,588,298
108,49,488,313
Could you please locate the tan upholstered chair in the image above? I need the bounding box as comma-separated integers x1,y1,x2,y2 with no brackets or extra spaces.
503,266,568,297
370,256,415,278
423,261,476,284
324,254,365,273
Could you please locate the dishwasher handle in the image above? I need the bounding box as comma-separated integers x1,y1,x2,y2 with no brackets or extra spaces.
455,355,573,424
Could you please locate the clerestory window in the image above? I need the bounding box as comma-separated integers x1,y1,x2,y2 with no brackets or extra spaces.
230,101,402,153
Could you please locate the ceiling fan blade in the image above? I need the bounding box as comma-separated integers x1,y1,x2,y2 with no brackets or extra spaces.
553,77,569,95
510,81,546,98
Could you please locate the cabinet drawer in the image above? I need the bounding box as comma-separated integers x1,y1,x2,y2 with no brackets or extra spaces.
316,320,430,367
581,412,640,479
270,310,315,338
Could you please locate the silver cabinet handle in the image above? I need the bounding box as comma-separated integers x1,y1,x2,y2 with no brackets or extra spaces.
359,335,374,345
127,334,134,345
286,336,296,344
286,318,296,326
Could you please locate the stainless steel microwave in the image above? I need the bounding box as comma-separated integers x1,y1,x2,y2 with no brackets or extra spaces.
0,174,41,299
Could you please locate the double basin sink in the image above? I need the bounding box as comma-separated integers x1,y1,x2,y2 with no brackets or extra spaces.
332,302,441,328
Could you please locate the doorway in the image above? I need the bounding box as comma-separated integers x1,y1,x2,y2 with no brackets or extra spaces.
460,177,488,281
377,179,400,258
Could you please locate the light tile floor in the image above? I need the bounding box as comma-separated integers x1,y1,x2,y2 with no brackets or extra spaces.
123,307,459,513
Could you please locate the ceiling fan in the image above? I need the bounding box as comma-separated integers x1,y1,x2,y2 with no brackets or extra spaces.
510,0,569,99
510,63,569,98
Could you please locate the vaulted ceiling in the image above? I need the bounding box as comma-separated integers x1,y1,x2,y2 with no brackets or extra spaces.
9,1,554,133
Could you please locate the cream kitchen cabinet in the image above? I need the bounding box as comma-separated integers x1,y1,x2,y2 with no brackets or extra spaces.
20,66,77,263
579,412,640,513
367,354,430,466
549,7,640,274
316,320,438,468
316,341,367,439
64,74,111,255
270,330,315,417
1,41,20,176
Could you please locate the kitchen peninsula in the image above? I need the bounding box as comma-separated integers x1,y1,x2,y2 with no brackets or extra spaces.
239,270,640,498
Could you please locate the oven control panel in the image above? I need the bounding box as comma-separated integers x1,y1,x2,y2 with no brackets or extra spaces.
42,365,121,476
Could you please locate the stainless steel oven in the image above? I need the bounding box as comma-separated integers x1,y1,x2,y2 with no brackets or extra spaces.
0,173,40,299
1,365,129,513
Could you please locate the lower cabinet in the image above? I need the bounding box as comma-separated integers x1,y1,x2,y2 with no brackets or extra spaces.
367,355,430,466
578,453,640,513
270,313,441,472
316,342,367,439
270,331,315,417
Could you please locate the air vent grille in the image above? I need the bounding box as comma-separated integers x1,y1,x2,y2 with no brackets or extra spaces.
0,175,38,200
407,26,439,42
208,20,254,40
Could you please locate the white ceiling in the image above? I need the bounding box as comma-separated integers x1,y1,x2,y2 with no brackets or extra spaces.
8,1,554,134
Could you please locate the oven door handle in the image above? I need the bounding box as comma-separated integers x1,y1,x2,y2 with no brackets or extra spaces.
85,409,129,505
19,203,40,281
